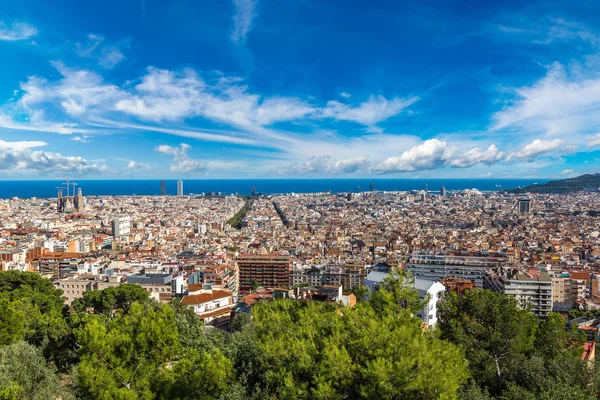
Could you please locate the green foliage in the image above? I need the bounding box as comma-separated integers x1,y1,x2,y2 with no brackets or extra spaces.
439,290,595,398
253,299,469,399
227,199,253,229
0,297,25,346
74,302,178,399
0,341,71,400
1,270,599,400
158,349,233,400
71,284,150,316
369,268,426,317
439,290,537,394
231,312,251,332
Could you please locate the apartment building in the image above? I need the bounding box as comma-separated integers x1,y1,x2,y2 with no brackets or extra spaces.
485,273,553,318
237,255,290,293
407,251,507,288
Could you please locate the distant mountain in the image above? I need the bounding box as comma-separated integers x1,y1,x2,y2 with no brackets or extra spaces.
509,173,600,194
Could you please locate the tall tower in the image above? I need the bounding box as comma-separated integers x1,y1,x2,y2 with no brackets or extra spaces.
177,179,184,196
160,180,166,196
76,188,84,212
440,186,446,197
56,187,64,212
369,182,375,192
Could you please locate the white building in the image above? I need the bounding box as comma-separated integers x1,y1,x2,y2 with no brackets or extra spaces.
363,270,446,327
111,216,131,237
182,285,234,325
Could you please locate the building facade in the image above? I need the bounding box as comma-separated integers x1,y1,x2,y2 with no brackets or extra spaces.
237,255,290,292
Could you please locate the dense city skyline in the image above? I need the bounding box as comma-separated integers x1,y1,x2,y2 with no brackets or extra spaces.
1,0,600,179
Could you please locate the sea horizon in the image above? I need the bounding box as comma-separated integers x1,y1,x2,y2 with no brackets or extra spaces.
0,178,546,199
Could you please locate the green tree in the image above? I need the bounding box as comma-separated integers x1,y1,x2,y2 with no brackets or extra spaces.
231,312,251,333
74,302,178,399
0,341,71,400
0,297,25,345
253,296,469,399
534,312,584,359
72,284,150,316
159,349,233,400
439,290,537,395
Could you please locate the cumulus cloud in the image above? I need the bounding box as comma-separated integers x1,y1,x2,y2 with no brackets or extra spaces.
449,144,504,168
375,139,455,172
279,156,331,175
561,169,575,175
332,156,369,173
0,140,107,174
70,135,91,143
127,161,150,170
506,139,565,162
0,21,37,41
154,143,206,173
231,0,257,45
275,155,372,176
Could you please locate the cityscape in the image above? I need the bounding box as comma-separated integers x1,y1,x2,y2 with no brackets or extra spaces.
2,0,600,398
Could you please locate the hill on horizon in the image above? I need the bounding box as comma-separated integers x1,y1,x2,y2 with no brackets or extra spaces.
509,173,600,194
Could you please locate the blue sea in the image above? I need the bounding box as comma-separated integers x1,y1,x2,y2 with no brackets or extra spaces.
0,179,546,199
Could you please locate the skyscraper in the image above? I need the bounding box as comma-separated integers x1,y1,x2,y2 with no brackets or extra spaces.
440,186,446,197
177,179,184,196
251,187,257,197
369,182,375,192
160,180,166,196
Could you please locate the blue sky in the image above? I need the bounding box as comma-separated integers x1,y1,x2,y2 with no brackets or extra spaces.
1,0,599,179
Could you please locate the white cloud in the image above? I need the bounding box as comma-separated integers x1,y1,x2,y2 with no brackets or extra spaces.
340,91,351,99
332,156,369,173
322,95,418,129
154,143,206,173
19,61,122,117
127,161,150,170
75,34,126,69
0,139,47,150
561,169,575,175
231,0,257,45
0,140,107,174
449,144,504,168
375,139,455,172
588,133,600,147
507,139,565,162
70,135,91,143
169,158,206,173
278,156,332,175
0,21,37,41
255,97,315,125
154,143,191,158
492,63,600,141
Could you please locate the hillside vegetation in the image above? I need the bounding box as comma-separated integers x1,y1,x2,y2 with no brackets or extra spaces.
510,173,600,194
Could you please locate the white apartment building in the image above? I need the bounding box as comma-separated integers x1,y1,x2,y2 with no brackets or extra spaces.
363,270,446,327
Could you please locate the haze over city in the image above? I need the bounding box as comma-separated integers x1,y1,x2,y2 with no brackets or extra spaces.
1,0,600,179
